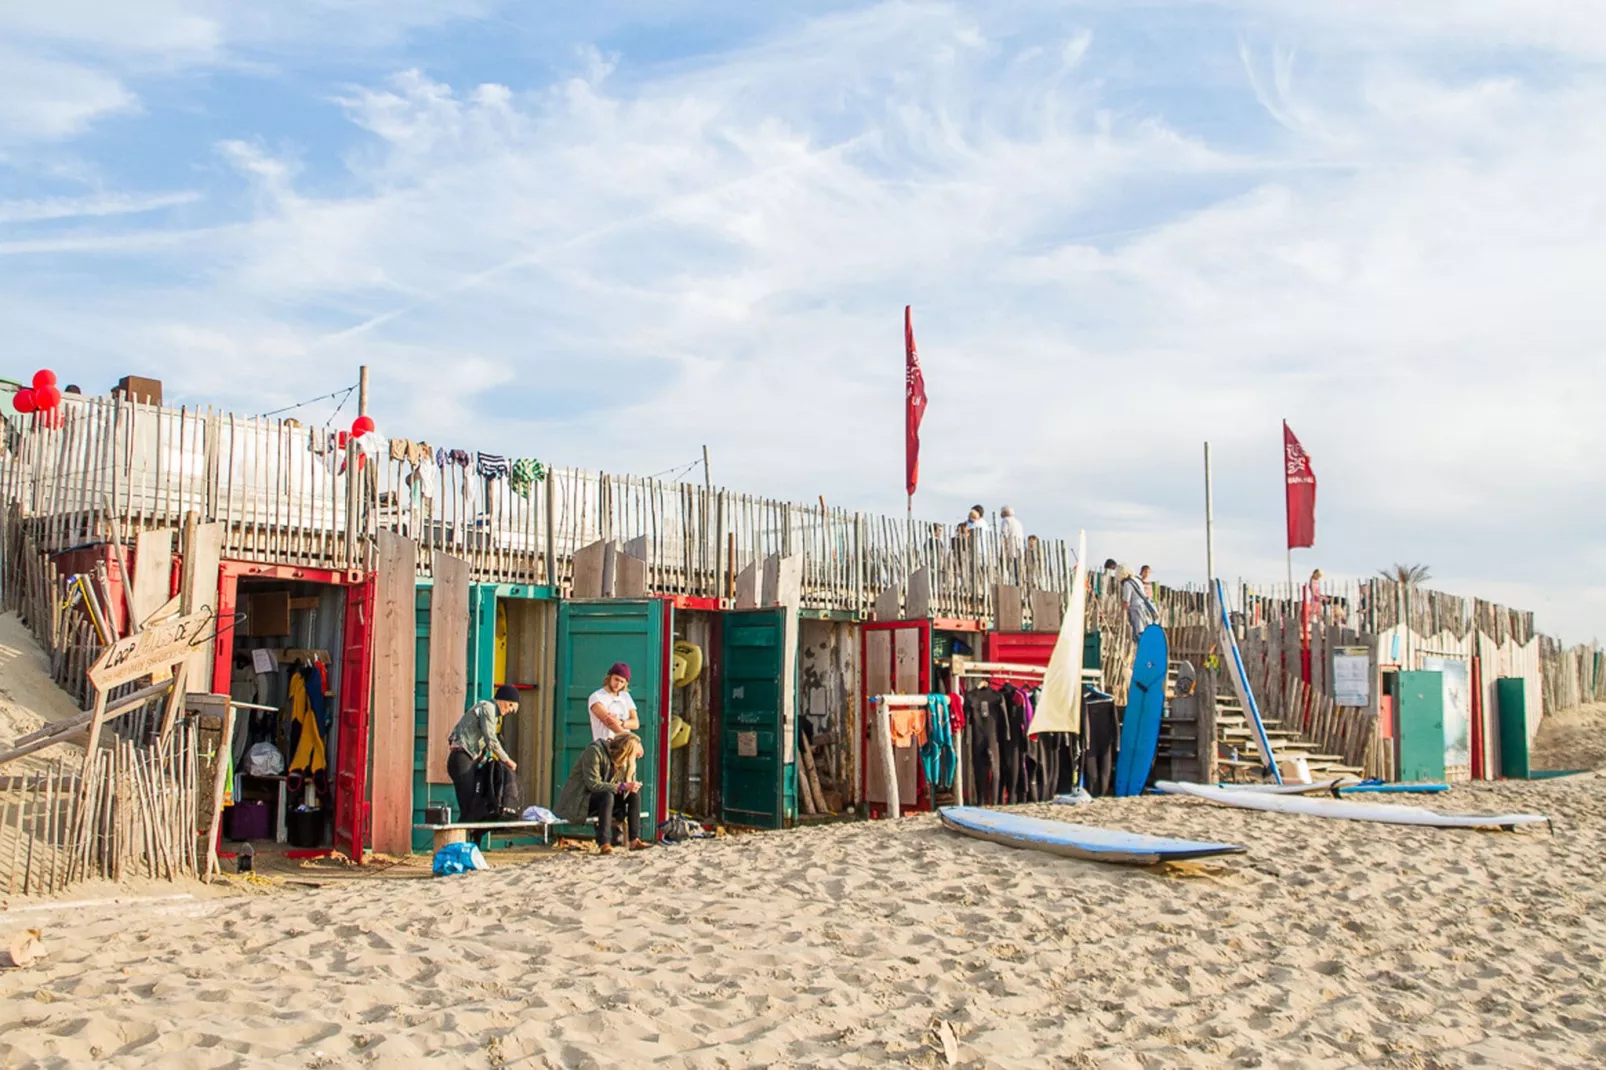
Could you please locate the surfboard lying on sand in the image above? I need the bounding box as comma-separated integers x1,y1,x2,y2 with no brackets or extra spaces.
1340,783,1450,795
1219,778,1356,796
938,806,1247,865
1155,781,1547,830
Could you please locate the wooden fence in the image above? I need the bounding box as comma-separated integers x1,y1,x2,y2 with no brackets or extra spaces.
1,393,1077,619
1,723,203,896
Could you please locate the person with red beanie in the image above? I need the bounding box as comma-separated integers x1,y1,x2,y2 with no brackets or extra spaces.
588,661,639,741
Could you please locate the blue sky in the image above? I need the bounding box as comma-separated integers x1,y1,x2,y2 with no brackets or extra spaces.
4,2,1605,640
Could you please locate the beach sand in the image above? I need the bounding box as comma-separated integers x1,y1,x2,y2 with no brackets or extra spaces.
3,770,1604,1069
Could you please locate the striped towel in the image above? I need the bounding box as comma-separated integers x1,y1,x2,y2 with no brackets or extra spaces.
477,452,510,479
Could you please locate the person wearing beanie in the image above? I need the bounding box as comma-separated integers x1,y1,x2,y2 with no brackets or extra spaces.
588,662,640,742
446,683,522,842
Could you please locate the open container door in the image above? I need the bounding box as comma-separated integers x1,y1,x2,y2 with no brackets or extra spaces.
860,619,931,815
334,577,376,862
720,607,793,829
1398,670,1446,782
551,599,668,832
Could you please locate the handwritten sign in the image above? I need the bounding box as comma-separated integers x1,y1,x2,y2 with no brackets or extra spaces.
1333,646,1371,707
88,610,214,691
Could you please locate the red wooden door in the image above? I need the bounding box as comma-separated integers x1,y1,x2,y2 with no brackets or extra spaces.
334,578,376,862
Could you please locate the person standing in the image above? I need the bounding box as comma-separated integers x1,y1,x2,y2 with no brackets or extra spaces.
999,506,1025,555
1118,565,1159,640
588,662,640,740
446,684,520,843
555,732,652,853
1138,564,1153,598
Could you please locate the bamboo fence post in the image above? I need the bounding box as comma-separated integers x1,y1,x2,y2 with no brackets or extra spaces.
874,698,900,818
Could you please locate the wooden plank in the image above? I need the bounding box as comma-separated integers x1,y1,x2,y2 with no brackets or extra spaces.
86,610,212,691
179,519,224,691
371,532,418,855
874,584,902,622
993,584,1022,632
570,539,608,599
905,568,932,621
132,529,175,627
614,551,647,598
427,551,470,785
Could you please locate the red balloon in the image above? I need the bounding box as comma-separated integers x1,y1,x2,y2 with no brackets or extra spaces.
351,415,375,436
32,369,56,391
14,389,37,414
35,385,62,410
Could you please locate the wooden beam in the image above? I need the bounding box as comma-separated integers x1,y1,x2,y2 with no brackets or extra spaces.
427,552,470,785
370,532,418,855
203,696,237,879
157,660,191,741
133,529,176,626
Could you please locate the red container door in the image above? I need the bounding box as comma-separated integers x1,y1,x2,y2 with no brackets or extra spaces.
334,578,376,863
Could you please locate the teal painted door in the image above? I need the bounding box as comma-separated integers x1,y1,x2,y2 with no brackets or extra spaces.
1496,677,1529,779
552,600,667,829
1397,670,1446,782
467,585,499,705
410,586,450,852
721,608,792,829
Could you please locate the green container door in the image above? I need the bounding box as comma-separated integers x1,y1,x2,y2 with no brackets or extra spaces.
552,600,667,829
721,608,795,829
467,585,500,705
1397,670,1446,782
411,586,451,852
1496,677,1529,779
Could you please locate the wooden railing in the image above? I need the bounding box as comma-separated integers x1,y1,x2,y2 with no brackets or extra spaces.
1,394,1078,618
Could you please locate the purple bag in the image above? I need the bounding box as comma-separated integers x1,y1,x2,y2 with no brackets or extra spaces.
225,799,271,841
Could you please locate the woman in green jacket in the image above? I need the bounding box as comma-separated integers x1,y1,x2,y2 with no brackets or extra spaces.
556,732,650,853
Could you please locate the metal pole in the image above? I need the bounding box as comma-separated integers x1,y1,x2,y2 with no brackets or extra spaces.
358,366,370,417
1203,442,1215,594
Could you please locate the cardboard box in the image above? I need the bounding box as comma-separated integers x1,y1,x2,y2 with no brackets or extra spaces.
114,376,163,406
245,591,292,636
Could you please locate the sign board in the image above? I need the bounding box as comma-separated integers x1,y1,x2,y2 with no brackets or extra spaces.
737,731,759,758
1333,646,1371,707
87,610,214,691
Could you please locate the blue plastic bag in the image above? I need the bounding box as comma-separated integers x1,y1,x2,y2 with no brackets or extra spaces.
432,842,488,876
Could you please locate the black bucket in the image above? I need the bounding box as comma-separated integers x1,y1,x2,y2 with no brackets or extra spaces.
287,807,326,849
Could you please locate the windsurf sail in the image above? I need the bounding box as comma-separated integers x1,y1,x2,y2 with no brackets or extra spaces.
1029,530,1087,735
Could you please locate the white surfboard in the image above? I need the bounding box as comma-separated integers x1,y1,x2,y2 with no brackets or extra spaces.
1217,778,1357,796
1156,781,1547,830
940,806,1245,865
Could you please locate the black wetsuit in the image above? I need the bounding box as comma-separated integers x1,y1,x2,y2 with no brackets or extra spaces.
1081,693,1119,797
963,687,1005,805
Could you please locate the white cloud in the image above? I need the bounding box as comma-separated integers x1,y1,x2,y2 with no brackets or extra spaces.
5,1,1606,640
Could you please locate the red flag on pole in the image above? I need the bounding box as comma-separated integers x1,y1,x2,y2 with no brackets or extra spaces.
1283,420,1316,549
905,305,927,498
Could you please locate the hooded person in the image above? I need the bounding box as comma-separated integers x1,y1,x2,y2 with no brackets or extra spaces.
555,732,652,853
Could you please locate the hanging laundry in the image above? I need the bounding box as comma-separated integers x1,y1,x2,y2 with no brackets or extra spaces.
390,438,409,462
408,453,439,499
921,694,957,791
889,706,928,749
448,449,471,467
477,452,510,480
309,430,328,455
462,463,482,514
287,671,329,796
508,458,547,499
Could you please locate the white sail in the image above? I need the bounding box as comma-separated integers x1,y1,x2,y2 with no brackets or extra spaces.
1029,530,1086,735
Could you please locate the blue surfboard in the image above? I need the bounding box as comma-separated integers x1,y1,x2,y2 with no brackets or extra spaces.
1114,624,1168,797
939,806,1245,865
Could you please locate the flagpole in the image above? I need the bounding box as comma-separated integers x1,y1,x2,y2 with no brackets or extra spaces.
1203,441,1215,610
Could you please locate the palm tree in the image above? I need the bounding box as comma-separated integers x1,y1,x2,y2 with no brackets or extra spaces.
1379,563,1432,586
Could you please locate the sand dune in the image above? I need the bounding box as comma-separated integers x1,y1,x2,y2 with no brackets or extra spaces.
2,773,1604,1068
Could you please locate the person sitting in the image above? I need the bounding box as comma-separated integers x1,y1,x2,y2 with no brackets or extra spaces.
555,732,652,854
446,684,520,845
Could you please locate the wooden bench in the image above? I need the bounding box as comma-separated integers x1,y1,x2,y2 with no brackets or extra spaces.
414,820,557,852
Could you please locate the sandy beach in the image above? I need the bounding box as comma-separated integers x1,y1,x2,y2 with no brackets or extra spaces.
2,762,1603,1069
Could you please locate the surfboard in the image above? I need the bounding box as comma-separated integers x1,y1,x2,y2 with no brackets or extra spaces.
1339,783,1450,795
1113,624,1168,797
1219,778,1356,796
938,806,1246,865
1155,781,1547,830
1214,578,1281,784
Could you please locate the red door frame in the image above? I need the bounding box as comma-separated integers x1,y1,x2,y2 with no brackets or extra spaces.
859,620,932,817
212,561,374,863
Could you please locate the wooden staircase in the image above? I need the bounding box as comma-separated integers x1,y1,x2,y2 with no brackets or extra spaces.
1213,689,1365,781
1153,664,1203,783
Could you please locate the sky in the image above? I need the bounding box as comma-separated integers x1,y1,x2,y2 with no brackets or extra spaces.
3,2,1604,641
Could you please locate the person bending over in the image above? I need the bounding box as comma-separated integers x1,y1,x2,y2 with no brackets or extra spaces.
556,732,652,854
446,684,520,844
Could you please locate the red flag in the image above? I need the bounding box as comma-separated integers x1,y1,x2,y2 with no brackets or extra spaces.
1283,420,1316,549
904,305,927,498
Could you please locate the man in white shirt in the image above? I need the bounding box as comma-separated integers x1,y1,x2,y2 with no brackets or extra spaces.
588,662,640,741
999,505,1025,555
